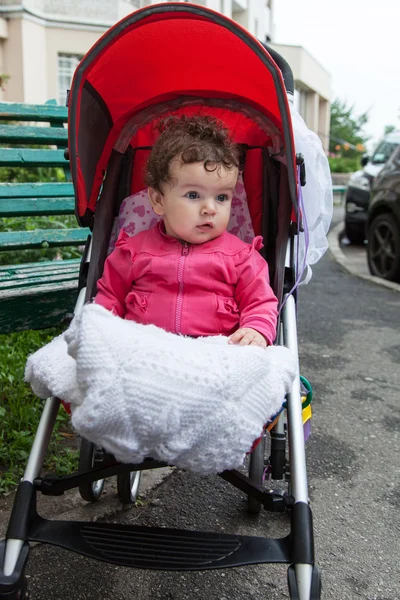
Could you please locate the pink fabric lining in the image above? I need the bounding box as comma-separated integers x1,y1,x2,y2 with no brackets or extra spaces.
107,174,255,254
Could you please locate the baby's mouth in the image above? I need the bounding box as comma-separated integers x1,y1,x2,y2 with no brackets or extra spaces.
197,223,214,230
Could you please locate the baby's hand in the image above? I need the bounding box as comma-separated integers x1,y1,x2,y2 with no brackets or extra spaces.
228,328,267,348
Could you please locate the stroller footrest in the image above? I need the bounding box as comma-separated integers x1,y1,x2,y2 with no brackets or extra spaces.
29,518,291,570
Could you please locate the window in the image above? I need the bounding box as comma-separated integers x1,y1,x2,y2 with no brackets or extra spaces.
371,141,399,165
58,53,83,106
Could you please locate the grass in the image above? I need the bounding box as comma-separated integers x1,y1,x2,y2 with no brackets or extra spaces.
0,327,79,493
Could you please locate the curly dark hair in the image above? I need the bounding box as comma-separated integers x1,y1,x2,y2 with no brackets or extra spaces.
145,115,240,192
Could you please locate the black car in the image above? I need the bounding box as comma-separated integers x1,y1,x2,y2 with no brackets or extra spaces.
367,144,400,282
345,131,400,244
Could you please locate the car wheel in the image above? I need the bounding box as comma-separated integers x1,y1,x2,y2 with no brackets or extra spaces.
367,213,400,282
345,222,366,244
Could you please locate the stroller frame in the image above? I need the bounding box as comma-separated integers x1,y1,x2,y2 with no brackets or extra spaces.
1,4,321,598
0,238,320,600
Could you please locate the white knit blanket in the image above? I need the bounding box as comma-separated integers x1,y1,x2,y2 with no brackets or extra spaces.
25,304,297,474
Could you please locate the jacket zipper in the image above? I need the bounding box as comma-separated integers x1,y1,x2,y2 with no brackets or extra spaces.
175,243,189,334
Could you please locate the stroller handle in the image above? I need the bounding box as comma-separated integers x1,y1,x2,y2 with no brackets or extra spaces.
261,43,295,97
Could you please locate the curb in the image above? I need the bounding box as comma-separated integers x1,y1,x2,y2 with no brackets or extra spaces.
50,467,174,523
328,222,400,293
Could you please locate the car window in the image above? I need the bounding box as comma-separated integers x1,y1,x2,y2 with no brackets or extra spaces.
371,141,399,164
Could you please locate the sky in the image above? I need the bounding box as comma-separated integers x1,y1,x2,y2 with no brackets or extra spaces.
273,0,400,150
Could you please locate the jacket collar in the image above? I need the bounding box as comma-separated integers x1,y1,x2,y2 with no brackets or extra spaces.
156,219,180,244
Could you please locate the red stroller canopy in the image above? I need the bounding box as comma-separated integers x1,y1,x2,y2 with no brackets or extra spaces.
68,2,297,225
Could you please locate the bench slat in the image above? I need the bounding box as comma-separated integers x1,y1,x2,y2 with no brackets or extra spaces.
0,228,89,250
0,182,74,198
0,259,80,291
0,125,68,145
0,260,80,289
0,285,78,334
0,102,67,122
0,258,80,276
0,268,80,290
0,148,68,167
0,197,75,216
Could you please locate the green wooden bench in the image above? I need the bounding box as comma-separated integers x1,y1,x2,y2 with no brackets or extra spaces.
0,102,90,333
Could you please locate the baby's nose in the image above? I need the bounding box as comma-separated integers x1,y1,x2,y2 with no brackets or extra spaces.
201,199,217,214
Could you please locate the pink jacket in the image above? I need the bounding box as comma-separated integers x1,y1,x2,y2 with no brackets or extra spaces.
95,222,278,344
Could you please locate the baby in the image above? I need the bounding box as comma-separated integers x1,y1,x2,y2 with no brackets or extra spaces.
95,115,278,348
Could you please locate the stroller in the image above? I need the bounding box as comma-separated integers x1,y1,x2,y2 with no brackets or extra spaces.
0,3,322,599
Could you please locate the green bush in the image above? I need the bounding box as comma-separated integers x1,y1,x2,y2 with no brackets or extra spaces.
0,328,78,492
0,165,66,185
328,156,360,173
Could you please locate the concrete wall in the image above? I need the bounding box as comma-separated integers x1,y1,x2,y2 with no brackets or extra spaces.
21,18,47,103
270,43,331,100
45,27,103,103
270,42,331,150
0,0,134,25
0,16,8,101
1,17,106,103
232,0,272,39
2,18,24,101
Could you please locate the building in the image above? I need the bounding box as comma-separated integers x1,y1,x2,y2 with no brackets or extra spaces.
270,42,331,151
0,0,330,148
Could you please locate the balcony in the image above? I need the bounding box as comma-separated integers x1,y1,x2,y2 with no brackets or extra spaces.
232,0,247,12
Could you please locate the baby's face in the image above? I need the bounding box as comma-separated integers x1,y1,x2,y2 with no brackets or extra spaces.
149,160,238,244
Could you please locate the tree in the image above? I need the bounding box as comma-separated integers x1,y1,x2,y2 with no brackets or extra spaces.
329,99,369,158
384,124,396,135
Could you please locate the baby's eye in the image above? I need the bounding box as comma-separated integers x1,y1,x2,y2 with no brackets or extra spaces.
186,191,199,200
217,194,229,202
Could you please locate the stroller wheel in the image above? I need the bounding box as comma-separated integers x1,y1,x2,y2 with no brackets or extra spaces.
247,434,266,514
78,439,105,502
17,577,30,600
117,470,142,504
0,575,30,600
